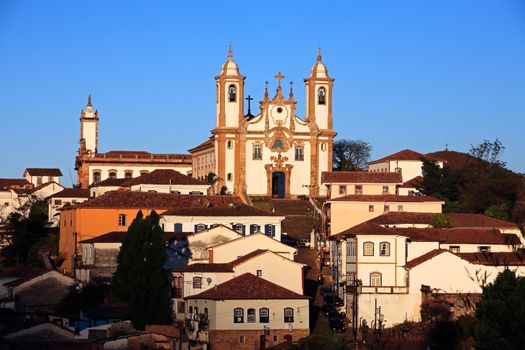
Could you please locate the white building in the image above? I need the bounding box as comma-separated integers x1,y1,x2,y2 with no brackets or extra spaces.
23,168,62,187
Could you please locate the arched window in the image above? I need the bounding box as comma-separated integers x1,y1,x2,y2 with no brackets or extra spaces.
124,170,133,179
259,308,269,323
370,272,382,287
284,307,294,323
228,84,236,102
108,171,117,179
363,242,374,256
92,171,101,184
247,308,256,323
379,242,390,256
318,87,326,105
253,143,262,160
234,308,244,323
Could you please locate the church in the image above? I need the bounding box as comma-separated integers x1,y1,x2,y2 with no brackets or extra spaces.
190,48,336,199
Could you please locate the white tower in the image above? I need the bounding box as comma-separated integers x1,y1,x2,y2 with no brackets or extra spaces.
304,48,334,131
79,95,99,155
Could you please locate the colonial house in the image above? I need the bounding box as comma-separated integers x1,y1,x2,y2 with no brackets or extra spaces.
329,221,524,325
327,194,444,235
367,149,445,182
23,168,63,186
185,273,309,350
321,171,403,199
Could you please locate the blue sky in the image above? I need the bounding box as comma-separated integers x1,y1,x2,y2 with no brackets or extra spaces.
1,0,524,185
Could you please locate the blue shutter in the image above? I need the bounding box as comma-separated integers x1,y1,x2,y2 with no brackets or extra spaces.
264,224,270,236
174,223,183,232
242,225,246,235
194,224,199,233
250,225,256,235
271,225,276,237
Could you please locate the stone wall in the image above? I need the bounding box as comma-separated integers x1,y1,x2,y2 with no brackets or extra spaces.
208,328,309,350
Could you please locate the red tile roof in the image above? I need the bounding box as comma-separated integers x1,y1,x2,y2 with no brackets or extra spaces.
64,191,243,210
51,188,90,198
333,222,400,239
186,273,307,300
89,178,129,188
367,212,435,225
188,138,214,153
425,150,475,169
161,205,280,217
0,178,32,188
331,194,444,203
99,150,192,161
124,169,207,186
446,213,519,229
171,263,234,273
400,176,423,188
369,149,445,165
23,168,63,176
456,252,525,266
229,249,269,266
405,249,448,268
396,227,514,244
321,171,402,184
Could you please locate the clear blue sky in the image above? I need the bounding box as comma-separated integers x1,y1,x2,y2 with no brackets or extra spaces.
1,0,524,185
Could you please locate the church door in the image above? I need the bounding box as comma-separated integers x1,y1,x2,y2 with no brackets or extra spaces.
272,171,285,198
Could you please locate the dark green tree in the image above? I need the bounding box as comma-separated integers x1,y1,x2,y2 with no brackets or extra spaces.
431,214,452,228
112,211,171,330
332,139,372,171
417,160,461,204
475,269,525,350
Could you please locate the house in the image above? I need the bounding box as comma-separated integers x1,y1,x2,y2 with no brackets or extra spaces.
207,232,298,263
396,176,423,196
48,188,90,227
185,273,309,350
182,225,242,264
327,194,444,235
58,190,245,273
23,168,63,186
367,149,445,182
321,171,403,199
329,222,525,325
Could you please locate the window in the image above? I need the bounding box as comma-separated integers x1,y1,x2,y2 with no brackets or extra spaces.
109,171,117,179
379,242,390,256
233,223,245,235
189,306,193,314
264,224,275,237
256,269,262,277
240,336,246,343
397,205,403,212
478,246,491,253
284,307,294,323
189,191,203,195
228,84,236,102
369,205,374,212
382,186,389,195
174,223,183,232
37,176,42,185
193,277,202,289
93,171,101,184
140,170,149,175
194,224,206,232
370,272,382,287
250,224,260,234
318,87,326,105
259,308,269,323
295,145,304,161
253,143,262,160
118,214,126,226
449,246,460,253
171,190,181,194
355,185,363,195
227,140,233,149
384,205,390,212
227,173,233,182
346,238,356,257
272,139,284,150
124,171,133,179
234,308,244,323
321,143,327,151
339,185,347,195
54,199,62,205
363,242,374,256
177,301,185,313
247,308,256,323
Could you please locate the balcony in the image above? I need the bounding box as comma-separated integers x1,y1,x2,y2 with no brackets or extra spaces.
358,286,409,294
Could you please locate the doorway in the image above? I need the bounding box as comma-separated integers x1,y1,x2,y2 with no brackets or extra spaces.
272,171,285,198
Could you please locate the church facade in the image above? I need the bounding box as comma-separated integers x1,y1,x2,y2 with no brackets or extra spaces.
190,48,336,199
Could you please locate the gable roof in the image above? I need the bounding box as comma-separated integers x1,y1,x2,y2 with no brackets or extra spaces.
330,194,444,203
405,249,449,269
333,222,400,239
368,149,445,165
79,230,191,244
367,212,435,225
124,169,207,186
23,168,63,177
321,171,403,184
0,178,31,188
446,213,520,229
186,273,307,300
405,249,525,269
400,176,423,188
396,227,516,245
206,232,294,251
64,191,243,210
50,188,90,198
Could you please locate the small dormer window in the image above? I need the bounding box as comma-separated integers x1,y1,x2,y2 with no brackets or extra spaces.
228,84,236,102
318,87,326,105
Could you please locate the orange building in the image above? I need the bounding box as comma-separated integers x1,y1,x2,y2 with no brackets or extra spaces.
59,191,242,274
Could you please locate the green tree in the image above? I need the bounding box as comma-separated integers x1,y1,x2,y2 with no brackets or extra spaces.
112,211,171,330
417,160,461,203
332,139,372,171
484,204,510,221
431,214,452,228
475,269,525,350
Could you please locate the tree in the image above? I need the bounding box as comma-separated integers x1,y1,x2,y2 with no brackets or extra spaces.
431,214,452,228
475,269,525,350
484,204,510,221
417,160,461,203
112,211,171,330
332,139,372,171
469,139,506,168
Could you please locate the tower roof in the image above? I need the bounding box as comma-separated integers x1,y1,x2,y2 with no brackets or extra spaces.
309,47,329,78
220,45,241,76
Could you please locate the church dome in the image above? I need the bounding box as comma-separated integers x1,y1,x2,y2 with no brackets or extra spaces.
309,48,329,78
220,46,241,76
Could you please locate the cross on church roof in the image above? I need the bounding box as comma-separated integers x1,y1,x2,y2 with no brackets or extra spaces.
246,95,253,115
275,72,285,87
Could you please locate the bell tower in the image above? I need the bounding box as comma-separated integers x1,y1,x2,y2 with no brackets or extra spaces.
79,95,99,155
304,48,334,131
215,45,245,128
